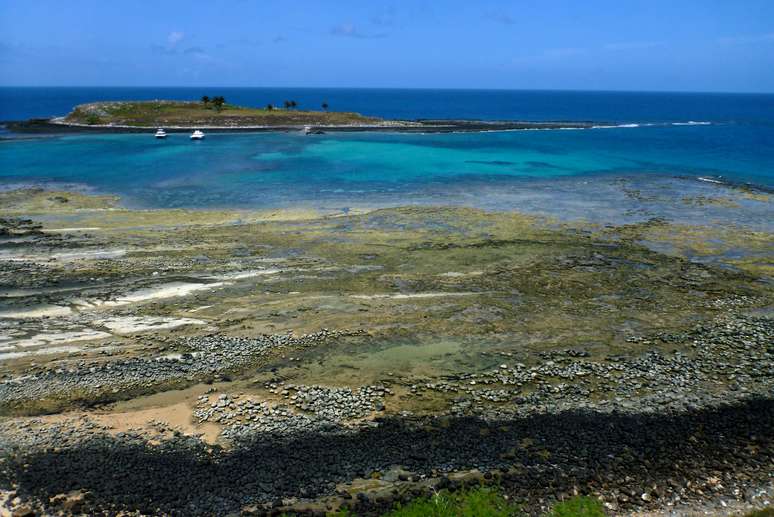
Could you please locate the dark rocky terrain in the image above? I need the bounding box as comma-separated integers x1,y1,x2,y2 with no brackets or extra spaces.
0,188,772,516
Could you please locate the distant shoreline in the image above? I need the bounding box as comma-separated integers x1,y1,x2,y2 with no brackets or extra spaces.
4,117,598,134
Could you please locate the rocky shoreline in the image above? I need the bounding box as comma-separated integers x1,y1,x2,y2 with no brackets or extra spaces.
0,189,772,515
3,117,597,134
1,314,771,515
2,397,772,516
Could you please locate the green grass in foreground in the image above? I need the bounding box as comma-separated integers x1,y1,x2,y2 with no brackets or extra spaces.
384,487,520,517
742,509,774,517
321,488,607,517
547,496,606,517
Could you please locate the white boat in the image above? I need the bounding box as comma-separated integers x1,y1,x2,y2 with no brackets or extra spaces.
154,128,167,138
190,130,205,140
302,125,312,135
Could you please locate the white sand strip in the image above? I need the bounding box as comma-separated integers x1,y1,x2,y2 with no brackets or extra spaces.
15,329,111,348
0,346,82,362
350,292,484,300
97,316,206,334
0,305,73,319
208,269,282,281
438,271,484,277
95,282,223,307
40,227,102,233
89,269,282,307
0,249,126,262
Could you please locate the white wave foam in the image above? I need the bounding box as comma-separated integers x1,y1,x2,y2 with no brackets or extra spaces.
592,121,712,130
697,177,724,184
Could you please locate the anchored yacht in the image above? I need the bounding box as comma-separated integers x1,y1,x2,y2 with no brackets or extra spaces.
190,130,205,140
154,128,167,138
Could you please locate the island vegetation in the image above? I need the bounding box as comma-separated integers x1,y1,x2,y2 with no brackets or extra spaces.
5,99,602,133
61,99,383,127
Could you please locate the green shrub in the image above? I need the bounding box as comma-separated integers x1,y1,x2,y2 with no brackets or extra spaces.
743,509,774,517
385,486,519,517
547,496,606,517
326,509,354,517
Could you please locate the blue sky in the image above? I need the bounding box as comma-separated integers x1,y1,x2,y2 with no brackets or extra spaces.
1,0,773,92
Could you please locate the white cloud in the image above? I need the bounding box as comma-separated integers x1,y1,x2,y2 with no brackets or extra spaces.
718,33,774,45
604,41,664,51
167,31,185,46
371,7,397,27
506,47,587,66
184,46,206,57
152,31,187,55
330,23,387,39
484,10,516,25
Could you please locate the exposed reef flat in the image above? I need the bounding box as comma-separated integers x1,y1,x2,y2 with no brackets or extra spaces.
0,188,772,515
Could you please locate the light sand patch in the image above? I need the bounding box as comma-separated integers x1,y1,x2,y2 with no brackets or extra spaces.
90,281,222,307
52,249,127,261
0,345,82,361
84,270,281,308
103,400,220,443
350,292,485,300
209,269,282,281
14,329,111,348
438,271,484,278
0,491,12,517
0,351,28,361
0,271,281,323
40,227,102,233
90,401,222,444
10,401,221,444
0,249,126,262
97,316,206,334
0,305,73,319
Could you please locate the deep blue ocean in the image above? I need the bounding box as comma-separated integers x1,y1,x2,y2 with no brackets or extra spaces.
2,86,774,125
1,87,773,218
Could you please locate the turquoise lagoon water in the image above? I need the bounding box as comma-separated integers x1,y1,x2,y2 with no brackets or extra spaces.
1,89,773,224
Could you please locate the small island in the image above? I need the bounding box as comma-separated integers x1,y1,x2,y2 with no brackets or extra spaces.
59,98,390,128
7,97,598,133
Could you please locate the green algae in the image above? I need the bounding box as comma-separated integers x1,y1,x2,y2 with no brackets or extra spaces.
1,189,772,415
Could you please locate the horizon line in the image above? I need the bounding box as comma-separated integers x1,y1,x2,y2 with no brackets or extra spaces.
1,85,773,96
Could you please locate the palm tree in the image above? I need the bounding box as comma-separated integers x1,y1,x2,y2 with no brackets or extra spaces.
290,100,298,110
321,102,329,111
283,100,292,110
212,96,226,111
201,95,210,105
266,103,274,111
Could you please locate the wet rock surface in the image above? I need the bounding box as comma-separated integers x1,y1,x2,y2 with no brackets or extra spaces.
0,315,772,515
0,329,361,413
1,194,772,515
